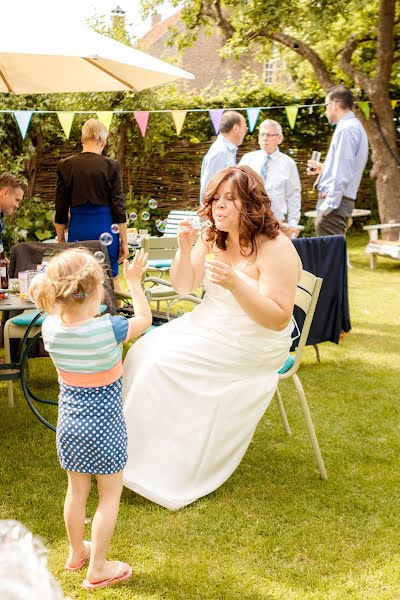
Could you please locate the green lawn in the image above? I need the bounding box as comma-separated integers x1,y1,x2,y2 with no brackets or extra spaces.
1,233,399,599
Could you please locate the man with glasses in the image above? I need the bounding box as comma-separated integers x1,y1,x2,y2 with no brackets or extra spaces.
200,111,247,203
240,119,301,237
307,85,369,236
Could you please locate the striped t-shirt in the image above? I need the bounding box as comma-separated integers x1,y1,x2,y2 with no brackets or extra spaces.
42,314,129,388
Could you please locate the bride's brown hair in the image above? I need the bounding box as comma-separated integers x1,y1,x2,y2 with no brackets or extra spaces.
201,165,280,258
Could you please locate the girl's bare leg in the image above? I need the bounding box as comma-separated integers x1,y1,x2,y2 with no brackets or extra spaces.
86,470,128,583
64,471,92,565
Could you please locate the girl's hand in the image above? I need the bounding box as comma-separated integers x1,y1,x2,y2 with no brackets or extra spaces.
177,220,198,255
205,259,240,291
123,249,148,285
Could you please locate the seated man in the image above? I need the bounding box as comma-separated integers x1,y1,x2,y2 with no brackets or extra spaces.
240,119,301,237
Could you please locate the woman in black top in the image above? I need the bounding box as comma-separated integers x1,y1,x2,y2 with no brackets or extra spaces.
55,118,128,282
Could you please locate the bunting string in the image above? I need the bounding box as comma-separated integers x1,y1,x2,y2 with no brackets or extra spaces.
1,99,397,138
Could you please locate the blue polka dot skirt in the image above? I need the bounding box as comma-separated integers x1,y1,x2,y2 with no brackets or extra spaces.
56,377,127,474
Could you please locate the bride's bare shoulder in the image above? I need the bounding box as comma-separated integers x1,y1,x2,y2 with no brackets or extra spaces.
258,232,298,258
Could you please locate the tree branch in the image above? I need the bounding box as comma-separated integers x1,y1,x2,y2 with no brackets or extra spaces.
251,29,334,91
375,0,396,84
339,34,373,92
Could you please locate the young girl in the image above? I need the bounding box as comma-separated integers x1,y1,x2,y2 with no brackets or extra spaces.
29,247,152,590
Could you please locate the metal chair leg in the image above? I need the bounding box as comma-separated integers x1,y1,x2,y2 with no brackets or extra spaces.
3,321,15,407
313,344,321,363
292,373,327,480
274,386,291,436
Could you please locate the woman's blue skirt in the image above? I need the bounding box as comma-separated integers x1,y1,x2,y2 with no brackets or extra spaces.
68,203,120,277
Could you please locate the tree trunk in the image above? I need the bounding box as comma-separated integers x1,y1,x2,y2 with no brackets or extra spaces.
362,106,400,236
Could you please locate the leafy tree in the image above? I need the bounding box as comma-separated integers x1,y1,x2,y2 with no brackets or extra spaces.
143,0,400,224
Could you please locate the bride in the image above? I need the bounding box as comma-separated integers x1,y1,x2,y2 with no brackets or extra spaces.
122,165,302,510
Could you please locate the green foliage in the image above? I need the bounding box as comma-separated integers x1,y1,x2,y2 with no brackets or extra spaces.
2,197,54,251
125,193,162,234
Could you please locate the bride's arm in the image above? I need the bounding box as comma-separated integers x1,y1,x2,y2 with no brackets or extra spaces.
206,234,300,330
170,222,209,294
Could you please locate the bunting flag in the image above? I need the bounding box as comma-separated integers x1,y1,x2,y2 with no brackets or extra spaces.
357,101,370,119
57,112,75,139
285,105,299,129
13,111,33,139
246,107,261,132
171,110,187,135
391,100,398,109
209,109,224,134
134,111,149,137
308,106,314,114
97,111,114,130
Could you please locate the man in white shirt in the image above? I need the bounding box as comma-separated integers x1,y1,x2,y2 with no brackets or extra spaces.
307,85,368,236
200,111,247,203
240,119,301,237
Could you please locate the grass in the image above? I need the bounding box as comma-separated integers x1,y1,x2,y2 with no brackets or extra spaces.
1,232,400,599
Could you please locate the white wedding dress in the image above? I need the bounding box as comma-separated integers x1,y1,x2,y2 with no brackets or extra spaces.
122,270,293,510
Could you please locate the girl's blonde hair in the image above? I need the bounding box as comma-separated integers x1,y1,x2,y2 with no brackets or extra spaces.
81,118,109,145
29,248,104,319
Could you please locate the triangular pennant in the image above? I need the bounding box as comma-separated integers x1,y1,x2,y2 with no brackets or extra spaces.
97,111,113,130
13,111,33,139
134,111,149,137
209,109,224,134
57,112,75,139
285,105,299,129
357,101,370,119
171,110,187,135
308,105,314,114
391,100,398,109
246,108,260,133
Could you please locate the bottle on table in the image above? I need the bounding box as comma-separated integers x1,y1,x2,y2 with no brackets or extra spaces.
0,242,9,299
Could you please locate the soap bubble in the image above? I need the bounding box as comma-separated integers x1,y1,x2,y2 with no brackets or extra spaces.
94,251,105,263
155,219,161,227
111,223,120,234
157,221,166,233
148,198,158,209
141,211,150,221
130,212,137,221
190,216,212,230
99,232,113,246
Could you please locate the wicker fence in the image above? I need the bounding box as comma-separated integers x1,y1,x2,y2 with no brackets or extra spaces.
32,138,375,219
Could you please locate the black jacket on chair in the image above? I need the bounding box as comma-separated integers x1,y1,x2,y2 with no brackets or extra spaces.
291,235,351,348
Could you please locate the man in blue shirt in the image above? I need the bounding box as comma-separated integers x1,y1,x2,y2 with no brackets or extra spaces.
200,111,247,203
0,173,26,240
307,85,369,236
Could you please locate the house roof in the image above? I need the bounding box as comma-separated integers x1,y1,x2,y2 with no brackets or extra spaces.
137,10,182,50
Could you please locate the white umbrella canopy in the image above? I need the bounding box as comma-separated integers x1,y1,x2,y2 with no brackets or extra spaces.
0,14,194,94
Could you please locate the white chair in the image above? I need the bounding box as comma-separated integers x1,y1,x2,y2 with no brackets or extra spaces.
274,270,327,480
162,210,198,237
363,223,400,268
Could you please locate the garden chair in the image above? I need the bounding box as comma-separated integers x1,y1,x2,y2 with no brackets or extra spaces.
162,209,198,237
142,235,178,273
274,269,327,480
363,223,400,268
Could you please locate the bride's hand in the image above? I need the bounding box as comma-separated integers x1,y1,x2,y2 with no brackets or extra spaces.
177,220,198,255
205,259,239,291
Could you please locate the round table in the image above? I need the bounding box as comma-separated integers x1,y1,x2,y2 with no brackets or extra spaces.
304,209,371,219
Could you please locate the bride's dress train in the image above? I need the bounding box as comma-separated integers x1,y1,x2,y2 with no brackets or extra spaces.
122,270,293,510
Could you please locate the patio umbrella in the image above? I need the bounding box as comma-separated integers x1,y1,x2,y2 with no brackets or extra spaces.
0,15,194,94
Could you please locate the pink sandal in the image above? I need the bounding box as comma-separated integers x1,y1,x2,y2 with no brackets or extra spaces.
64,541,91,572
82,561,132,590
